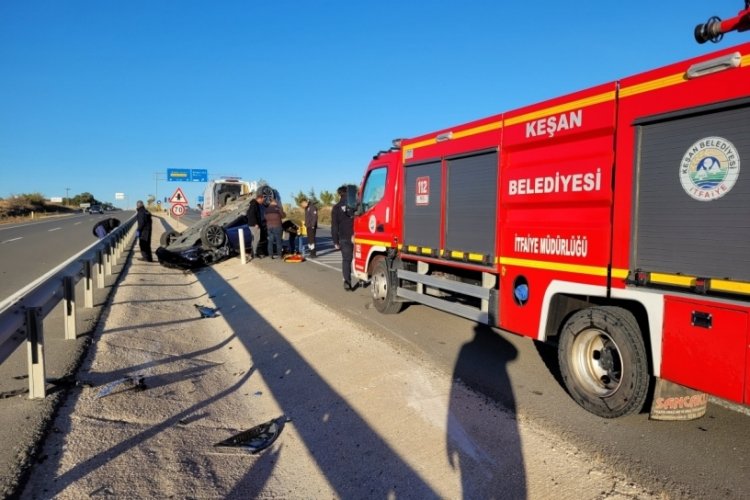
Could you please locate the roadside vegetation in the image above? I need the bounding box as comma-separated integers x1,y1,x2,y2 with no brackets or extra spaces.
287,188,339,226
0,192,111,223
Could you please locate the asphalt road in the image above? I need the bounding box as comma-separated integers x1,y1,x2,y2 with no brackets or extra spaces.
0,212,138,496
0,211,134,303
262,228,750,499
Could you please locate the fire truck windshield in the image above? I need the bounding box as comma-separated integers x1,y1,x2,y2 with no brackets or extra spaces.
361,167,387,212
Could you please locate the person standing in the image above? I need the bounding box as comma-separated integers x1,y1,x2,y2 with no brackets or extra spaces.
303,198,318,258
282,219,299,254
332,185,355,290
263,198,285,259
297,220,307,256
135,200,153,262
246,192,264,260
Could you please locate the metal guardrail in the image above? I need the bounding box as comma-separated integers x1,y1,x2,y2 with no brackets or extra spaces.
0,216,137,398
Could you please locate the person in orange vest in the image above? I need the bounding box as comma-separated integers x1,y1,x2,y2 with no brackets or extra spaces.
297,220,308,256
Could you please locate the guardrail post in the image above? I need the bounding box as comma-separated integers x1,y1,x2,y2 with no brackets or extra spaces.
239,228,247,264
26,307,46,399
96,251,105,289
105,244,113,276
63,276,77,340
111,237,119,266
116,231,123,260
84,260,94,308
417,261,429,294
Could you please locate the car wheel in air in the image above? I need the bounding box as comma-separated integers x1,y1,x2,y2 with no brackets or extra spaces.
201,224,226,249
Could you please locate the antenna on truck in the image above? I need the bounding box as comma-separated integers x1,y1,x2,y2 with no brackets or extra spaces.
694,1,750,43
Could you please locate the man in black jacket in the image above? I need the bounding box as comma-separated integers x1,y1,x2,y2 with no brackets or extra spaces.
135,200,153,262
246,193,264,260
332,185,355,290
303,198,318,257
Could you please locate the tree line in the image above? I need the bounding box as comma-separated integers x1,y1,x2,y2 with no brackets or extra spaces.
290,188,337,207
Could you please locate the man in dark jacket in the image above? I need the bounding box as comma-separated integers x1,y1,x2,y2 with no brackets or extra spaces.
303,198,319,257
282,219,299,254
263,199,285,259
332,185,355,290
246,193,264,260
135,200,153,262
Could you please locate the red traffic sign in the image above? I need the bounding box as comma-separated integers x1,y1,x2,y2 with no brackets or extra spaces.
170,203,186,218
169,187,188,205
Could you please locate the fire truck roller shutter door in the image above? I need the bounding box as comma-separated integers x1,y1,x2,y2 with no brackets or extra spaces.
445,150,498,263
634,102,750,283
403,160,442,252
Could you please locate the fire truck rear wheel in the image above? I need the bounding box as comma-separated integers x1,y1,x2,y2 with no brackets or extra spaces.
370,256,402,314
558,306,649,418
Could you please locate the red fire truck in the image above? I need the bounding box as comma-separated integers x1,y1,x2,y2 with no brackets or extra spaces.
352,6,750,418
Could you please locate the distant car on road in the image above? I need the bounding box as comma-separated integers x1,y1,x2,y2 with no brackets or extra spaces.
88,205,104,214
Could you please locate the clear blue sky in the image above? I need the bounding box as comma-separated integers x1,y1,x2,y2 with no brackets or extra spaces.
1,1,744,208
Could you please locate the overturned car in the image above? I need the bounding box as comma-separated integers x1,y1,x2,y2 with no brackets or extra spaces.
156,185,279,270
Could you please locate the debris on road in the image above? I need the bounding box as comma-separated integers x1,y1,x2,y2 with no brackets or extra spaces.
194,304,220,318
95,376,146,399
214,416,286,454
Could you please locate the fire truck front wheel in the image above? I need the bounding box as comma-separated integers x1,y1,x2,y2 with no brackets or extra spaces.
558,306,649,418
370,256,403,314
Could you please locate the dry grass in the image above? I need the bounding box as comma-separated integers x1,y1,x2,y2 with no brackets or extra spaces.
284,205,333,226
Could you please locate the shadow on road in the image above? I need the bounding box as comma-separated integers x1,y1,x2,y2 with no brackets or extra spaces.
448,324,526,498
191,264,440,497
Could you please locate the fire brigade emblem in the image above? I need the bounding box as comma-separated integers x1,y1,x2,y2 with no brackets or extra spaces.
679,136,740,201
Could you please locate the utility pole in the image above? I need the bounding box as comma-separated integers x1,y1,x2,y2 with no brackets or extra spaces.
154,172,165,206
65,187,70,206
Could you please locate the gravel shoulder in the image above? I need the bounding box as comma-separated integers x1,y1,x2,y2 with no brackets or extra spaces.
20,222,659,499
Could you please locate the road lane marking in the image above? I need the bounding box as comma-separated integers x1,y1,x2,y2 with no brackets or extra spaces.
48,227,62,232
74,222,82,226
1,237,23,244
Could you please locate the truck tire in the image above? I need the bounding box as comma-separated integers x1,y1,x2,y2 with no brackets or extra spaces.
558,306,649,418
160,230,180,247
370,256,402,314
201,224,226,249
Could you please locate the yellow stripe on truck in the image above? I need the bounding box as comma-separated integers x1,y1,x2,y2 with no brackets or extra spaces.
500,256,618,278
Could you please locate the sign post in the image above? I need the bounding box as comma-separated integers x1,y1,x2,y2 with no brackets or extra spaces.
167,168,209,182
169,187,188,205
170,204,186,218
169,187,189,219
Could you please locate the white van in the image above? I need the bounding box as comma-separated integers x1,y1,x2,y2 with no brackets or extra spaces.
200,178,256,218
